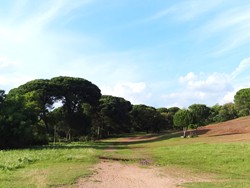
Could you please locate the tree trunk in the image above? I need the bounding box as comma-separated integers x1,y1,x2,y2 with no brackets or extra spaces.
97,126,100,140
183,127,187,138
68,129,71,141
43,111,50,133
53,125,57,144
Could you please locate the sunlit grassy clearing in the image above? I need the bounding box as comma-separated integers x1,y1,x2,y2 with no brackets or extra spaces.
0,142,102,188
1,132,250,188
108,134,250,187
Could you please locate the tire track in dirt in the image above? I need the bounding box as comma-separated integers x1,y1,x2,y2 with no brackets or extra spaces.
74,135,211,188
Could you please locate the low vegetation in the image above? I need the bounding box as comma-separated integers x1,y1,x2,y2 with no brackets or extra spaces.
0,142,104,188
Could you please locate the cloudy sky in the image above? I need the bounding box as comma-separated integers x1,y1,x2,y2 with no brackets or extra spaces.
1,0,250,108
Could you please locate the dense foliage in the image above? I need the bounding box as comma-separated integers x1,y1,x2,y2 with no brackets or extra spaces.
234,88,250,116
173,109,194,137
0,76,249,149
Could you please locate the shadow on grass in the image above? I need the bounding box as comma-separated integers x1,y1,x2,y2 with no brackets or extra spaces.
208,132,242,137
30,142,127,151
29,131,183,151
98,131,184,147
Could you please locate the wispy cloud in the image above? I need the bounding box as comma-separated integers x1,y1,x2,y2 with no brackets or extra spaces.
149,0,225,21
194,3,250,55
149,0,250,56
0,0,94,43
198,5,250,36
232,57,250,78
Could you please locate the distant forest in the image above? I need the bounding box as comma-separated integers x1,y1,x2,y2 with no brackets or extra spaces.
0,76,250,149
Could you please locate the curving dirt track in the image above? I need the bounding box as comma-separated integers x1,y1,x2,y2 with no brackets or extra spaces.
63,116,250,188
77,160,209,188
74,134,212,188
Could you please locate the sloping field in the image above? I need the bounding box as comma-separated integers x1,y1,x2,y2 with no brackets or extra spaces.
197,116,250,142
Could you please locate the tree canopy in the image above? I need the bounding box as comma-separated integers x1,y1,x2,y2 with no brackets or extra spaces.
173,109,193,137
234,88,250,116
188,104,210,127
1,76,250,149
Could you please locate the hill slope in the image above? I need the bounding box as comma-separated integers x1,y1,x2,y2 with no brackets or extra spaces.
197,116,250,142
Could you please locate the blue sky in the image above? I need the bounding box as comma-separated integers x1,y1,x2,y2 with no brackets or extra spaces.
1,0,250,108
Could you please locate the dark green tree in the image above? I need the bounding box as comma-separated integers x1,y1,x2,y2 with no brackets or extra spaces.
97,95,132,138
168,107,180,115
8,79,55,132
163,107,180,129
234,88,250,116
157,108,172,130
50,76,101,140
218,103,238,122
0,90,5,104
131,105,164,133
207,104,221,123
173,109,193,137
188,104,210,127
0,93,48,149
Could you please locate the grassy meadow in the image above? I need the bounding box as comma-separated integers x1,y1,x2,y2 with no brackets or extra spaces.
0,142,109,188
1,131,250,188
101,132,250,188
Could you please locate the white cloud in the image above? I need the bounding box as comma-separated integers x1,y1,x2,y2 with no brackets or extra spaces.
162,72,230,107
101,82,152,105
220,91,236,104
0,56,20,68
162,91,212,108
179,72,232,93
162,57,250,107
232,57,250,78
0,74,35,91
179,72,196,83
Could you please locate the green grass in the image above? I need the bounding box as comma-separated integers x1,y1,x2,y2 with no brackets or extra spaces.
151,143,250,178
0,142,104,188
103,133,250,187
1,132,250,188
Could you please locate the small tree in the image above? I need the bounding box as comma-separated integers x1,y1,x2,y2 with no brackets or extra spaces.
188,104,210,126
234,88,250,116
173,109,193,137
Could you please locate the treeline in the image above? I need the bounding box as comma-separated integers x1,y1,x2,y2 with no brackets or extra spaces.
0,76,250,149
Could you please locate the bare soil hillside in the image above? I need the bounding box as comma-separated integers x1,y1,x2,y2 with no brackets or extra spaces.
197,116,250,142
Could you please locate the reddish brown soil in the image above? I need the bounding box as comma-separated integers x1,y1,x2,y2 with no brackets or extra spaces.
62,116,250,188
76,160,210,188
197,116,250,142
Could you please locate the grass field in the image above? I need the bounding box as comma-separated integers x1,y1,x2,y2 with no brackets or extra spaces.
1,117,250,187
0,142,108,188
103,134,250,187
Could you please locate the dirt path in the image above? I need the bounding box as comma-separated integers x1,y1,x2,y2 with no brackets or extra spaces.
62,135,212,188
77,160,200,188
73,136,211,188
61,117,250,188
